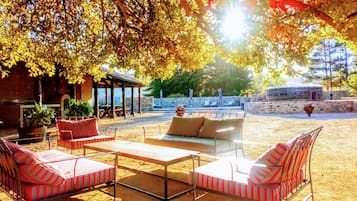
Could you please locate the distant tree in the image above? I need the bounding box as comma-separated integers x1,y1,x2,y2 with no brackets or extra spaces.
347,73,357,95
305,39,356,90
145,68,204,98
202,57,252,96
251,73,287,94
146,56,253,97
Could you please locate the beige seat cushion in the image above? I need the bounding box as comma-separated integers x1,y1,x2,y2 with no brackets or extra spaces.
167,116,205,137
145,135,235,153
198,118,244,140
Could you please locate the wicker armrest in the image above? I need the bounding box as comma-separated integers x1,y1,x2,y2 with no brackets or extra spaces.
59,129,73,140
99,126,118,139
215,127,235,140
142,125,162,138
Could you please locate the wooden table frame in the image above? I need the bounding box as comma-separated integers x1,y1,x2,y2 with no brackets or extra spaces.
83,140,200,201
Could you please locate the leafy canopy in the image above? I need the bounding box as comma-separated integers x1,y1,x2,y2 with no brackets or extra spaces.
0,0,356,83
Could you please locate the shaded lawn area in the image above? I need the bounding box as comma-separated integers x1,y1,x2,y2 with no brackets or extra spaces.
1,113,356,201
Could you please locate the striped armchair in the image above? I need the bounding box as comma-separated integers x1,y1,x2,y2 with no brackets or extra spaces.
191,126,323,201
56,117,116,153
0,138,117,201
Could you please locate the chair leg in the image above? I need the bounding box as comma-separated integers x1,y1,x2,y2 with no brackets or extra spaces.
308,179,314,201
235,143,245,158
192,173,197,201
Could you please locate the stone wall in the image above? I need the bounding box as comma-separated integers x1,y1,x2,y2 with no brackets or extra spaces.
250,89,349,102
353,100,357,112
266,86,323,101
322,90,349,100
245,100,357,114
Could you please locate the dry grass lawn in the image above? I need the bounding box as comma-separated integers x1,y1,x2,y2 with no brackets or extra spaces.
1,113,356,201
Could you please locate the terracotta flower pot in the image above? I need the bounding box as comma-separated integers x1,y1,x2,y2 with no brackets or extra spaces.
303,104,315,117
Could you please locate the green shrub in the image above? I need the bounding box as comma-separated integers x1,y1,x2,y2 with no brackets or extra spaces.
167,93,185,98
24,102,55,127
66,99,94,117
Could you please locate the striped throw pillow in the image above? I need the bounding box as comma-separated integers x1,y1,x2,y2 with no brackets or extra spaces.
8,142,66,186
71,118,100,138
249,143,290,184
5,140,27,154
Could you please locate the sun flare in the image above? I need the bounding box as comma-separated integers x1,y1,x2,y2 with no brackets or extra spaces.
222,7,247,40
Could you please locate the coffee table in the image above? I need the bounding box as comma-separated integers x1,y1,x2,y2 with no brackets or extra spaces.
83,140,200,201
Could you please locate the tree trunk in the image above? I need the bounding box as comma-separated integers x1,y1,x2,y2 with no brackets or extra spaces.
38,77,43,105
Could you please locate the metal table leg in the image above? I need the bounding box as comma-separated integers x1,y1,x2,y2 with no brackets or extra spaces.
164,165,168,200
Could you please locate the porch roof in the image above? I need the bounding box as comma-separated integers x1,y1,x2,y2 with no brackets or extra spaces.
98,67,144,88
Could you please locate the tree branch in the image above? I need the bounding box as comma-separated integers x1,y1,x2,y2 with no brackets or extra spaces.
180,0,192,16
310,7,337,28
347,11,357,19
194,0,206,15
310,7,357,33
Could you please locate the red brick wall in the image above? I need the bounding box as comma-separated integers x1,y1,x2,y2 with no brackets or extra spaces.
42,74,72,103
0,65,94,128
0,64,35,102
0,104,21,128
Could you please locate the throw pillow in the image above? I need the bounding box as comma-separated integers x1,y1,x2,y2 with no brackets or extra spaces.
167,116,205,137
5,141,66,186
198,118,244,140
71,118,100,138
5,140,27,154
248,143,290,184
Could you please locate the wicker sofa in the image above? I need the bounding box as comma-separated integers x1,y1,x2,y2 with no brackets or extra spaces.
0,138,117,201
143,113,245,156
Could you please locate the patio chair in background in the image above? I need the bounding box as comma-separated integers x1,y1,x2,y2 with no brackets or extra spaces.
209,100,218,107
191,126,323,201
203,100,210,107
56,117,116,154
223,99,234,106
153,100,162,108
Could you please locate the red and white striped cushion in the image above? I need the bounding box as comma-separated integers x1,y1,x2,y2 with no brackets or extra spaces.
5,140,26,153
57,118,100,139
19,163,66,186
6,142,66,186
191,157,304,201
57,135,115,149
56,119,74,139
249,143,290,184
23,150,115,201
71,118,100,138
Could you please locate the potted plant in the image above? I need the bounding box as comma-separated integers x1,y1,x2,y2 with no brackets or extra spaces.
18,102,55,142
66,99,93,118
303,104,315,117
